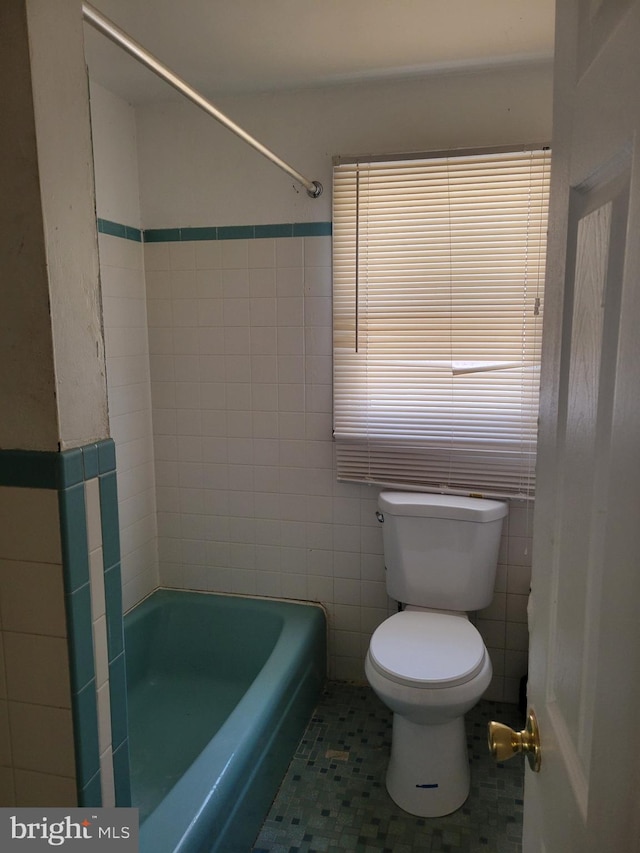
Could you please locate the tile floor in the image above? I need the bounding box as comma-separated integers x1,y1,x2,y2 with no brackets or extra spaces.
252,682,524,853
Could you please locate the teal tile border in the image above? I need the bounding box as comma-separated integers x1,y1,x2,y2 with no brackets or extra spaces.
98,439,117,475
72,679,101,792
79,770,102,808
143,227,180,243
104,563,124,661
109,652,129,751
0,439,125,808
99,472,121,571
97,218,142,243
106,220,333,243
58,484,90,594
83,444,100,480
112,739,132,807
0,439,116,489
66,583,94,690
0,450,58,489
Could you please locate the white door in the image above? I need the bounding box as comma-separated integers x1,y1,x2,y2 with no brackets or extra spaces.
522,0,640,850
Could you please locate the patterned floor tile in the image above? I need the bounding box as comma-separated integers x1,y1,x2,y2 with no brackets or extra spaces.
252,682,524,853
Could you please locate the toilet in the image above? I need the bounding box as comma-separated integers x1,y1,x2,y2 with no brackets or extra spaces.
365,490,508,817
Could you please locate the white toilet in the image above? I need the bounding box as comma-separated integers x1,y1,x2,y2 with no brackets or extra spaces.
365,490,508,817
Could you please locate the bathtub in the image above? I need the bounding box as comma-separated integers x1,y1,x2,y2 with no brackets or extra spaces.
124,589,326,853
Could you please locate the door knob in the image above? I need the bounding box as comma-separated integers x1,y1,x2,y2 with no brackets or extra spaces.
488,708,541,772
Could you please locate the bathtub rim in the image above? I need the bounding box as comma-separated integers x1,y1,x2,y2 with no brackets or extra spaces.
126,588,327,853
124,585,329,622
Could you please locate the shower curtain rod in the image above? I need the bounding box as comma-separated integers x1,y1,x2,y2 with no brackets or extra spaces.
82,2,323,198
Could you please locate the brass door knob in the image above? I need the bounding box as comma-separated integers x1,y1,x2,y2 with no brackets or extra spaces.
488,709,541,772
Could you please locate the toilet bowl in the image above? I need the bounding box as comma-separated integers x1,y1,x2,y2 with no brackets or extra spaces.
366,491,507,817
365,609,492,816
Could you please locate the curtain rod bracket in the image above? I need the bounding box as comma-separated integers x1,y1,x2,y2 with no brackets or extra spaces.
307,181,323,199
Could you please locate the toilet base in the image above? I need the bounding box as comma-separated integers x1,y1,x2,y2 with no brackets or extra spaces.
386,713,470,817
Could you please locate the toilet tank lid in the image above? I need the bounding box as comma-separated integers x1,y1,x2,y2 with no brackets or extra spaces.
378,491,508,522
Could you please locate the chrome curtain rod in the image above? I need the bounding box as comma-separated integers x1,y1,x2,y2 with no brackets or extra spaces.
82,2,323,198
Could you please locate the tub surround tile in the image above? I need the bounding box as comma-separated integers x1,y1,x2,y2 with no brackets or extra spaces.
0,488,62,565
0,447,109,492
82,443,100,480
85,478,103,554
71,680,101,792
97,680,113,754
112,739,132,807
93,616,109,688
9,702,76,778
99,473,121,571
0,559,67,637
3,633,72,708
0,441,124,807
78,769,102,808
125,223,532,701
97,218,142,243
100,746,116,808
89,549,107,623
0,701,11,767
0,767,16,806
58,485,90,594
13,770,77,808
108,652,128,752
98,439,117,477
57,449,85,489
66,583,95,693
104,564,125,661
0,451,58,490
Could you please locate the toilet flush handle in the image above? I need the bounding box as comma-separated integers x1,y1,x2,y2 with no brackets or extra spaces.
376,511,384,523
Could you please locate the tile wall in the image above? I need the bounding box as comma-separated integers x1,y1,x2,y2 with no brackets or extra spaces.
0,444,130,807
0,485,74,805
140,228,532,703
99,225,159,612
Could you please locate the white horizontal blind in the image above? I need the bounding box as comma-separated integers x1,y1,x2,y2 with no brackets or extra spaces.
332,147,551,498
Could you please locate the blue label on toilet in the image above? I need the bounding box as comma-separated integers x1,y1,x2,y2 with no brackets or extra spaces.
415,783,439,789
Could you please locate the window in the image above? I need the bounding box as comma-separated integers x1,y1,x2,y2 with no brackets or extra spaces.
332,146,550,499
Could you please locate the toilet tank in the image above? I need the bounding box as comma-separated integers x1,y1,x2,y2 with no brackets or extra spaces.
377,491,508,611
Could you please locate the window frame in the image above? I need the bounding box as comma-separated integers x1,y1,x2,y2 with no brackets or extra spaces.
332,144,551,499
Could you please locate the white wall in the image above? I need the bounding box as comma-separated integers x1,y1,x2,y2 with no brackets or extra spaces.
130,64,551,697
90,83,159,611
90,82,143,230
136,61,552,228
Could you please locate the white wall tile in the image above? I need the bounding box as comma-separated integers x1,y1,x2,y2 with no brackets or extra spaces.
14,769,76,807
249,238,276,269
221,240,249,270
4,634,71,708
195,241,221,270
100,746,116,808
118,233,536,701
9,703,75,777
101,236,159,609
276,237,303,268
0,489,61,564
0,561,66,637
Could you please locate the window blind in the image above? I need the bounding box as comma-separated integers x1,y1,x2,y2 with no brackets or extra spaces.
332,147,551,499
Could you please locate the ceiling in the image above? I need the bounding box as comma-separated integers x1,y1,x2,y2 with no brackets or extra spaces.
82,0,555,104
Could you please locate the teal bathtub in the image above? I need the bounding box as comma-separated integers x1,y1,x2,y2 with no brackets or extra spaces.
124,589,326,853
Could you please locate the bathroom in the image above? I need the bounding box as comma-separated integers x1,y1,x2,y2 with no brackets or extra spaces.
89,1,550,683
0,0,551,834
6,1,640,852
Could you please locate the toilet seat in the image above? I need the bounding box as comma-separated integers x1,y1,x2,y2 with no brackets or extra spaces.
369,611,486,689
